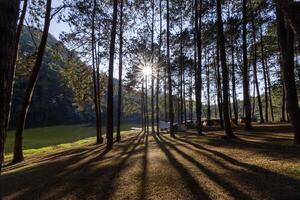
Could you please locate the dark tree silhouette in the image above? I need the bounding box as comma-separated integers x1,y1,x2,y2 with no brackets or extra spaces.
13,0,52,163
106,0,119,150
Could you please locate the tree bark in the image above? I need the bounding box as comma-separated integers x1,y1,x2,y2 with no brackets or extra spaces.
92,0,103,145
156,0,162,133
277,5,300,144
216,0,235,138
116,0,124,142
242,0,252,129
251,13,264,123
166,0,174,137
13,0,52,164
230,30,238,124
194,0,203,135
216,43,224,129
6,0,28,131
151,0,155,133
0,0,20,173
106,0,119,150
275,0,300,42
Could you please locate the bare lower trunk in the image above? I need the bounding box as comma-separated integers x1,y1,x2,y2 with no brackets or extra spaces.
216,0,235,138
216,44,224,129
13,0,52,163
266,65,274,121
258,16,269,123
231,39,238,124
282,84,287,122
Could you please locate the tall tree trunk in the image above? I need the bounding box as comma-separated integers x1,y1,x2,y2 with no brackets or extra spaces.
151,0,155,133
194,0,203,135
277,5,300,144
282,83,287,122
166,0,174,137
96,45,103,143
216,43,224,129
92,0,102,145
242,0,252,129
231,32,238,124
146,76,149,133
0,0,20,173
259,20,269,122
206,55,211,121
180,6,184,124
266,64,274,121
252,77,256,117
13,0,52,163
164,67,167,121
216,0,235,138
156,0,162,133
116,0,124,142
106,0,118,150
6,0,28,131
251,13,264,123
142,79,145,130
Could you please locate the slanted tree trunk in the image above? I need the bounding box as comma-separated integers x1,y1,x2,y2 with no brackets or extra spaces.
116,0,124,142
0,0,20,173
13,0,52,163
251,13,264,123
216,0,235,138
106,0,119,150
6,0,28,131
277,5,300,144
194,0,203,135
166,0,174,137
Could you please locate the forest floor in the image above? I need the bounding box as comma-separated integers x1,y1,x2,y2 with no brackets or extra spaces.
1,123,300,200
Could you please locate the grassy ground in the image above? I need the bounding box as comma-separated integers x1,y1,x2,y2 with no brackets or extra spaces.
5,123,140,160
1,123,300,200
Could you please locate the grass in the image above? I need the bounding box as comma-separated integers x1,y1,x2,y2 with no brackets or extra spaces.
4,123,140,160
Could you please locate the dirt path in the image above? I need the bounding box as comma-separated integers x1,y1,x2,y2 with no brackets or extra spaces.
1,125,300,200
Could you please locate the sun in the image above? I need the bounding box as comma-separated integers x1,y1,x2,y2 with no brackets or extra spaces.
142,66,152,76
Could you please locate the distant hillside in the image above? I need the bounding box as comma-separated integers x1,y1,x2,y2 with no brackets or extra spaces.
10,27,94,128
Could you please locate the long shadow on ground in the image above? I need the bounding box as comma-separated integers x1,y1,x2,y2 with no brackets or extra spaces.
161,130,300,200
0,131,144,199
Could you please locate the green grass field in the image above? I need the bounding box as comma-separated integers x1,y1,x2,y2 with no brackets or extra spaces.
5,123,141,160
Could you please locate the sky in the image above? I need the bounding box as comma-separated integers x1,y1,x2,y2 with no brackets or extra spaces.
49,0,69,39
